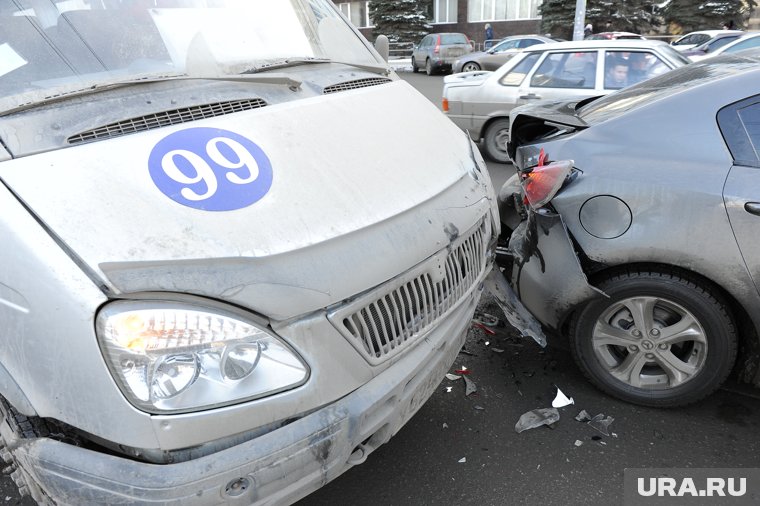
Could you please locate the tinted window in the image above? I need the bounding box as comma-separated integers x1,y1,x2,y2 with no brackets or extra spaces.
499,53,540,86
693,34,711,45
725,37,760,53
531,51,597,89
519,38,542,48
440,34,467,44
738,103,760,158
706,35,740,51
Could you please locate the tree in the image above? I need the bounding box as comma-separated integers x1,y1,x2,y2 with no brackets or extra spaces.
661,0,756,33
541,0,661,38
370,0,430,43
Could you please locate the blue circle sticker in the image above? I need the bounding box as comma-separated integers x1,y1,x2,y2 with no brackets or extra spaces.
148,127,273,211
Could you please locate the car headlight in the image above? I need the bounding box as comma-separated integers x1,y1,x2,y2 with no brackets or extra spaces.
96,301,309,413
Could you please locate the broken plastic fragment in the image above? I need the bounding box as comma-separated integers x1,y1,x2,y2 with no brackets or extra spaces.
473,314,500,327
463,375,477,396
443,423,449,429
473,322,496,335
458,457,466,463
551,387,574,408
484,270,547,347
445,386,453,393
514,408,560,433
588,414,614,436
574,410,592,422
455,368,471,375
491,347,505,353
445,374,461,381
485,341,490,346
574,440,583,447
474,405,485,410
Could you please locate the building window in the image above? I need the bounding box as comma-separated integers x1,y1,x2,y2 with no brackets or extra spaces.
468,0,541,21
434,0,457,23
338,1,372,28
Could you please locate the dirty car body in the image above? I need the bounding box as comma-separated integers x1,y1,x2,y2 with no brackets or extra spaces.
0,1,498,504
497,53,760,407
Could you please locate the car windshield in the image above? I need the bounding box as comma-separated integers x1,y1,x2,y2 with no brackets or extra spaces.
0,0,377,109
441,34,468,44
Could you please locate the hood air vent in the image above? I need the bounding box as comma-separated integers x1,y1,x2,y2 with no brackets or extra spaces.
67,99,268,144
323,77,391,94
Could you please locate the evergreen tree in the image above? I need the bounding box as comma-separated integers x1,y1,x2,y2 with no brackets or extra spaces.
370,0,430,43
541,0,661,38
661,0,755,33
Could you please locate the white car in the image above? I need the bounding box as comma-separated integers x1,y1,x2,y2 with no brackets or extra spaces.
670,30,741,51
442,40,690,162
700,32,760,60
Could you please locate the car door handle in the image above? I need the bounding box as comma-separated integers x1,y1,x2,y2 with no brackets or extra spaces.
744,202,760,215
519,93,541,100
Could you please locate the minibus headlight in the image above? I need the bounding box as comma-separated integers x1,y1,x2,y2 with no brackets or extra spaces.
96,301,308,413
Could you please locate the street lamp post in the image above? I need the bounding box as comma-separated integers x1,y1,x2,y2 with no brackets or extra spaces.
573,0,587,41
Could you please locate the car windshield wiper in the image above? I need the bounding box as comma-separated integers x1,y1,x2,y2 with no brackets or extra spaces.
243,57,390,76
0,71,304,117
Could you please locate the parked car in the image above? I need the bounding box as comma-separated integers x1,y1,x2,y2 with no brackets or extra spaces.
680,30,745,60
411,32,473,75
700,32,760,59
670,29,736,51
0,2,498,504
442,40,690,162
585,31,645,40
452,34,555,73
496,52,760,407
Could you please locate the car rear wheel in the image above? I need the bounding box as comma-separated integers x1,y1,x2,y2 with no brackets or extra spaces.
570,270,738,407
462,61,481,72
411,56,418,73
483,119,511,163
425,58,434,76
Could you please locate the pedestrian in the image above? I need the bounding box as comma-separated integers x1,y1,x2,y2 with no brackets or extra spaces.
584,23,592,38
484,23,494,49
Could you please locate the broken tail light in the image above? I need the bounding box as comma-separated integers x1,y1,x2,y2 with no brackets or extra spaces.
442,97,449,112
521,160,574,210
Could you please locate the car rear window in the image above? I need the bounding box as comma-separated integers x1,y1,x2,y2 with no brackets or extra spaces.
579,59,758,125
441,34,468,44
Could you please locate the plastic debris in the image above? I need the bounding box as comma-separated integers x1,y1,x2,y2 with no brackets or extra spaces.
463,375,477,396
574,440,583,447
455,368,471,375
443,423,449,429
445,373,461,381
458,457,466,463
474,405,485,410
514,408,560,433
484,270,547,347
575,410,592,422
591,435,602,441
485,341,490,346
551,387,575,408
445,386,453,393
588,414,615,436
459,349,475,356
473,314,500,327
491,347,505,353
473,322,496,335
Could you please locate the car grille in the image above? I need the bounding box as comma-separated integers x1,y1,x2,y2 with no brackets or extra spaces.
328,218,490,365
67,99,268,144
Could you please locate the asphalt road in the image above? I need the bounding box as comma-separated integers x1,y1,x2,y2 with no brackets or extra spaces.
2,70,759,506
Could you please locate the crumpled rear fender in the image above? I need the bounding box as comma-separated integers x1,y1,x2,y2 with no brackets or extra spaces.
506,210,606,329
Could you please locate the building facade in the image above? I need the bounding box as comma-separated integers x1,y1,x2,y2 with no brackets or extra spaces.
333,0,543,47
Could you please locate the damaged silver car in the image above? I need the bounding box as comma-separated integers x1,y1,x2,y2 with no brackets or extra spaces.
497,53,760,407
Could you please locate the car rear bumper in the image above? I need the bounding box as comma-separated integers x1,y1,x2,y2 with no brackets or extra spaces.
8,282,484,506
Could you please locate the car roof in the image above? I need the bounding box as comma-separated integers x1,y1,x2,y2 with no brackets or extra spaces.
523,39,670,52
677,29,730,38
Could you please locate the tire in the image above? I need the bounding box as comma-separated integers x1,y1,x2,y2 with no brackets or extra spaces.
411,56,418,73
483,119,511,163
569,269,738,407
425,58,434,76
462,61,481,72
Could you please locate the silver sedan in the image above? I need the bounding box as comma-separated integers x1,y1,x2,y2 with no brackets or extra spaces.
443,40,690,162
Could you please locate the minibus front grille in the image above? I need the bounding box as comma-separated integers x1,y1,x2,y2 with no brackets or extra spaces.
322,77,391,94
67,99,268,144
328,219,489,365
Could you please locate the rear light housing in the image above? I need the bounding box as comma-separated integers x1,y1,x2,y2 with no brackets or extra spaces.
521,160,574,210
434,35,441,54
442,97,449,112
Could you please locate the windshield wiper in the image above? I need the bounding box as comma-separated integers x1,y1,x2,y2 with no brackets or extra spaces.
243,57,390,76
0,72,303,117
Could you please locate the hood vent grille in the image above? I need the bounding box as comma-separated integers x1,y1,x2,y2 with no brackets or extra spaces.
67,98,268,144
323,77,391,94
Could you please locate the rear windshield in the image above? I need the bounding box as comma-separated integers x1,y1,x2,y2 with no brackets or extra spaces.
579,58,758,125
441,34,468,44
